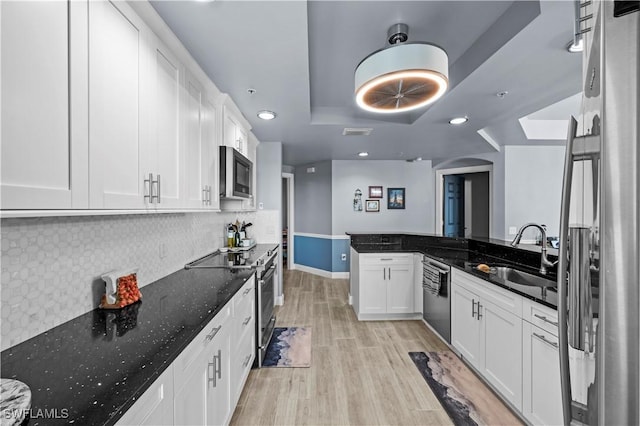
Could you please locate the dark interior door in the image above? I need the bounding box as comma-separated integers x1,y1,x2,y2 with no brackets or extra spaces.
443,175,465,237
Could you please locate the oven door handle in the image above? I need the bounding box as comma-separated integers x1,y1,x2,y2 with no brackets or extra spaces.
259,266,276,286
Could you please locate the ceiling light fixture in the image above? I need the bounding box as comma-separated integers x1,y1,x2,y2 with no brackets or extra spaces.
358,152,369,157
449,117,468,125
355,23,449,114
567,37,584,53
257,110,276,120
496,91,509,99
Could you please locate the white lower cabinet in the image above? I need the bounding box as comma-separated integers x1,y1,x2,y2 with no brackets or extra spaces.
116,366,174,426
355,254,416,319
450,269,522,410
120,275,255,426
451,268,566,422
173,303,232,426
522,299,563,425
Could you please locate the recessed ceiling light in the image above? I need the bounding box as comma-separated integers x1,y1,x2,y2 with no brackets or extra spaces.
358,152,369,157
257,110,276,120
449,117,468,125
567,38,584,53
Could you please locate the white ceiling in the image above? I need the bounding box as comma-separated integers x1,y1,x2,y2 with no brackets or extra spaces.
150,0,582,166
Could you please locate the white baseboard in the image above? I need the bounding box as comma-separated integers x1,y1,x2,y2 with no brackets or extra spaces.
357,312,422,321
275,294,284,306
292,263,350,279
348,294,353,305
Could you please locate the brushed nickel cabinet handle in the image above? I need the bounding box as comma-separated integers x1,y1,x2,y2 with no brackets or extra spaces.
477,302,483,320
534,313,559,327
155,174,161,203
216,349,222,379
206,325,222,341
243,287,252,296
208,358,216,388
242,316,252,326
534,332,559,348
144,173,153,202
472,299,477,318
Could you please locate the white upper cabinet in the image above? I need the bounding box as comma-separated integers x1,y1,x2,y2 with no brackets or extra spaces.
222,96,251,157
88,0,152,209
1,0,246,216
1,1,88,210
183,72,218,210
152,37,184,209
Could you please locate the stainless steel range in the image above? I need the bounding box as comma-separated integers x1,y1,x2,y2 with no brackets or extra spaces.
254,248,277,367
185,244,279,368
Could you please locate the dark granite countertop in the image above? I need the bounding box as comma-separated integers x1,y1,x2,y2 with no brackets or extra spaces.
349,234,560,310
0,244,278,425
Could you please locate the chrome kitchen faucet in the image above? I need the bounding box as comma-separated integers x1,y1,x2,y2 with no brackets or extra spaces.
510,223,558,275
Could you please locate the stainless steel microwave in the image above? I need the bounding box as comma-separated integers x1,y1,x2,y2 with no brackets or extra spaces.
219,146,253,199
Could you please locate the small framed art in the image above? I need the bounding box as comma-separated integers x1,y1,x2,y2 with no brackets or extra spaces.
387,188,405,209
365,199,380,212
368,186,383,198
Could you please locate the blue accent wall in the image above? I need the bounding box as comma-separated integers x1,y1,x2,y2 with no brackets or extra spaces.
294,235,332,271
331,239,350,273
294,235,350,273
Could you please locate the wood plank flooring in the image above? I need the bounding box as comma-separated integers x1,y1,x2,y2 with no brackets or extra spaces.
230,270,522,426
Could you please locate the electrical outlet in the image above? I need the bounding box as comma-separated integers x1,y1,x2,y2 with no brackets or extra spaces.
341,253,347,261
259,202,264,210
509,226,518,236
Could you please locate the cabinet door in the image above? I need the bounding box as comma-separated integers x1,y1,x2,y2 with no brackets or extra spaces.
208,326,232,426
173,349,209,425
183,72,207,209
451,283,482,368
153,38,183,209
89,0,151,209
522,321,563,425
359,266,387,314
202,98,219,210
116,366,174,426
481,299,523,409
223,114,238,150
386,265,414,314
1,1,88,209
231,322,255,407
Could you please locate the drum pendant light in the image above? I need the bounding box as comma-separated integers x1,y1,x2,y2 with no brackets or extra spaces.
355,24,449,114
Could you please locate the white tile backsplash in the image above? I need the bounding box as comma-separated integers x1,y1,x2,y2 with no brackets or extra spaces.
0,211,255,350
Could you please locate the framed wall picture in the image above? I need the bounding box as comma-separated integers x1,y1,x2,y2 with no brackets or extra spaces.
387,188,405,209
368,186,383,198
365,199,380,212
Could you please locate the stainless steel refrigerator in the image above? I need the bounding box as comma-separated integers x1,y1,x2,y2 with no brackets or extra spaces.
557,1,639,425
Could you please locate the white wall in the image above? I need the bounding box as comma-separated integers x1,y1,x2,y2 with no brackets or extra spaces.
331,160,434,235
504,145,565,239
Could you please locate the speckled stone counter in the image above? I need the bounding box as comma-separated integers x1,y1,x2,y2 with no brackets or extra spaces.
348,233,561,309
0,244,277,426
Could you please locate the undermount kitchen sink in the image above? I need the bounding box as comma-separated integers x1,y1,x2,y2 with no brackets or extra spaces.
491,266,556,288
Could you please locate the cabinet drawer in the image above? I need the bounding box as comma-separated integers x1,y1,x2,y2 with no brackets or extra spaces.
452,269,522,317
360,253,413,266
234,275,255,311
231,325,255,403
522,298,558,337
234,297,255,349
116,365,173,426
173,303,231,391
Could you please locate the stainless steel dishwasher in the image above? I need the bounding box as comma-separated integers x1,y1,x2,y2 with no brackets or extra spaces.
422,256,451,343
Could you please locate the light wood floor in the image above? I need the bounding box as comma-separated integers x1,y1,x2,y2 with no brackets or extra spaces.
230,270,519,426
